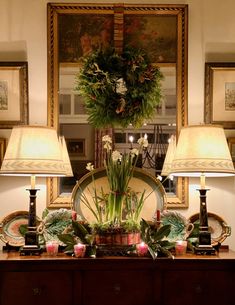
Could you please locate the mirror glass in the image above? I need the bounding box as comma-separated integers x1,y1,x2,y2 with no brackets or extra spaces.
47,3,188,209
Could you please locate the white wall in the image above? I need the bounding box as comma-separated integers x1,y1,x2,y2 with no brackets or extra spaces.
0,0,235,249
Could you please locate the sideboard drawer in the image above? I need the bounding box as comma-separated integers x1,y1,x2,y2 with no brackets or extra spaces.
163,270,235,305
0,271,74,305
82,270,155,305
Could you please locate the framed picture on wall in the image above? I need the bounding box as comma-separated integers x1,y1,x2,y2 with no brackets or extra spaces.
66,138,85,157
205,62,235,129
228,137,235,165
0,62,28,129
0,138,6,166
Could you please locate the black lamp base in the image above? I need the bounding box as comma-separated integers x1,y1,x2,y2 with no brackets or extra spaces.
20,189,41,256
20,245,42,256
195,245,216,255
20,230,42,256
195,188,216,255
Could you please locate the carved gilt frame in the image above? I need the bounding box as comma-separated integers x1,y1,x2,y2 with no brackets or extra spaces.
47,3,188,209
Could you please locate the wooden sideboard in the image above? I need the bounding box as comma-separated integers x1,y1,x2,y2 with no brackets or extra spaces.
0,251,235,305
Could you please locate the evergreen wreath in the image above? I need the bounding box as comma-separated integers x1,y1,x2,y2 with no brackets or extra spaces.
75,47,163,128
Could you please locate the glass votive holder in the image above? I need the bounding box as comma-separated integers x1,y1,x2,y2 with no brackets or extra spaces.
175,240,187,256
136,242,148,257
74,243,86,258
46,240,59,256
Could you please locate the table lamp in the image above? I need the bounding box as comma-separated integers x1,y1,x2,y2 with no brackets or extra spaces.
161,134,176,177
161,134,176,194
60,136,73,177
0,125,67,255
170,124,235,254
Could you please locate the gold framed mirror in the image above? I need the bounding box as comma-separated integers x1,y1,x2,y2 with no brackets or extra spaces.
47,3,188,209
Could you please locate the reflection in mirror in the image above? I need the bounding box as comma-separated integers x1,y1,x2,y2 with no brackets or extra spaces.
59,64,95,193
47,3,188,209
113,66,177,194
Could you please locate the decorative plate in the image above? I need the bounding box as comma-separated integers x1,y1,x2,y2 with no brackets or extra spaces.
188,212,231,246
0,211,30,247
38,208,73,245
161,210,194,242
71,167,167,223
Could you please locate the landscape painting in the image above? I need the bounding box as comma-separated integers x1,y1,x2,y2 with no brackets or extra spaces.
58,14,114,62
124,15,177,63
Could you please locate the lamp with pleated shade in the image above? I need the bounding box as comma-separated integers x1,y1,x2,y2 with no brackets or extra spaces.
161,134,176,194
161,134,176,177
170,124,235,254
0,125,68,255
60,136,73,177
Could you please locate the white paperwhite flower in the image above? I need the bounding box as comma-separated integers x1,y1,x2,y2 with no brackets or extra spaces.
112,150,122,162
157,175,163,181
86,162,94,172
102,135,112,144
130,148,139,157
103,142,112,151
137,137,148,148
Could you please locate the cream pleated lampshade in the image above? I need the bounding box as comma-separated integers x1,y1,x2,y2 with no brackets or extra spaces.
59,136,73,177
170,124,235,177
161,134,176,176
0,125,66,176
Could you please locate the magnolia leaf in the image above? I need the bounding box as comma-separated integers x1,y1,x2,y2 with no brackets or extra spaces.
58,233,76,245
159,247,174,259
158,240,175,250
148,246,158,260
64,244,74,254
72,221,89,243
154,224,171,241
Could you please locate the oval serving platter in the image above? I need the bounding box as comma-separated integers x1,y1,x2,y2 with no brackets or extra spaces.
72,167,167,223
189,212,231,246
0,210,31,247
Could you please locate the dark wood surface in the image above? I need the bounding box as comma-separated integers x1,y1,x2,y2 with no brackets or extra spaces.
0,251,235,305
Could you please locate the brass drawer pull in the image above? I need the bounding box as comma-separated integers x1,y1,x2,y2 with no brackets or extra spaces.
32,288,42,296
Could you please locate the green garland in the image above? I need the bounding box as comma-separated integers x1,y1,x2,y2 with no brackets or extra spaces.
75,47,163,128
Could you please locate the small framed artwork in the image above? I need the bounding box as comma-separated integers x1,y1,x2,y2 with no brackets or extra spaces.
66,138,85,157
204,62,235,129
228,137,235,165
0,138,6,166
205,62,235,129
0,62,28,129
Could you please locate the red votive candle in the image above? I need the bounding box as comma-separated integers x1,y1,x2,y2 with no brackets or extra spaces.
175,240,187,255
74,243,86,258
136,242,148,257
46,241,59,256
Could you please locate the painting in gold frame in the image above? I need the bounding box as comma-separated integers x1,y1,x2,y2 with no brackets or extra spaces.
205,62,235,129
228,137,235,166
0,138,6,166
0,62,28,129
